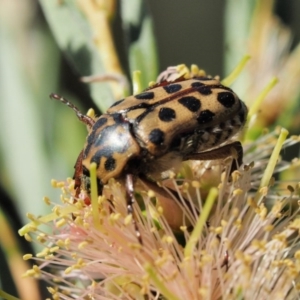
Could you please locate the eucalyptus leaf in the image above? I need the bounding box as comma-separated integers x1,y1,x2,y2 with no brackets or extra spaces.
39,0,117,111
121,0,158,89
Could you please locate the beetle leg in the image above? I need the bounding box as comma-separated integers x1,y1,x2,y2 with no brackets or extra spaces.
73,150,84,197
185,141,243,173
125,174,142,244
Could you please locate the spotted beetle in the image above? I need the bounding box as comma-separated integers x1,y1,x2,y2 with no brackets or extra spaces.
51,75,248,242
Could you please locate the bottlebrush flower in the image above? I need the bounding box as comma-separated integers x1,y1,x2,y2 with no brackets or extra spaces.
19,64,300,299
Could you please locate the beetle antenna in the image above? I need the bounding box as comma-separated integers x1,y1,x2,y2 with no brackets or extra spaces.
50,93,95,128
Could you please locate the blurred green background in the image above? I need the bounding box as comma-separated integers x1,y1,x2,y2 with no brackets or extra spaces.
0,0,300,299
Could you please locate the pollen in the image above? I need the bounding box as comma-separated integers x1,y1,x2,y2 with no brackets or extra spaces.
112,212,121,221
24,233,32,242
20,64,300,299
271,201,283,215
74,197,83,206
233,188,244,196
36,248,49,258
157,206,163,214
251,239,266,251
78,241,89,249
64,266,73,274
124,214,132,225
51,179,58,188
55,218,67,228
258,204,268,219
273,233,288,244
180,226,187,232
231,207,239,217
87,108,95,118
74,216,83,225
259,186,269,196
209,238,220,248
192,180,200,188
23,254,33,260
83,222,90,229
50,246,59,253
43,196,51,205
26,213,37,222
68,181,75,190
233,218,242,229
56,181,65,188
53,206,61,216
65,238,71,248
198,287,208,297
214,226,223,234
264,224,274,232
56,239,64,247
200,254,213,265
162,235,174,244
221,219,228,227
294,250,300,259
148,190,155,197
148,81,156,87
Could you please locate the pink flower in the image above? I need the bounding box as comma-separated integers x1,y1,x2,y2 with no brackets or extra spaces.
20,125,300,299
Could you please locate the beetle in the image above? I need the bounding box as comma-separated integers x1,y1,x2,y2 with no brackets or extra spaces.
51,75,248,242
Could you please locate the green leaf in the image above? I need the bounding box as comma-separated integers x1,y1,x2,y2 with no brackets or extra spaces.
121,0,158,89
39,0,118,111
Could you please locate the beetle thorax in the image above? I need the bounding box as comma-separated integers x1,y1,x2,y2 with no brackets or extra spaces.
82,114,141,184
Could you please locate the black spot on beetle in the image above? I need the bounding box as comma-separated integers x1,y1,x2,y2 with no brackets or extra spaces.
94,117,108,129
84,136,95,157
92,147,114,162
191,81,204,88
158,107,176,122
191,81,212,95
112,113,124,123
105,156,116,171
90,152,103,168
84,117,108,156
217,92,235,108
163,84,182,94
149,128,165,145
94,126,113,148
135,91,155,100
178,96,201,112
197,110,215,124
193,77,213,81
198,86,212,95
109,98,124,108
135,105,154,124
